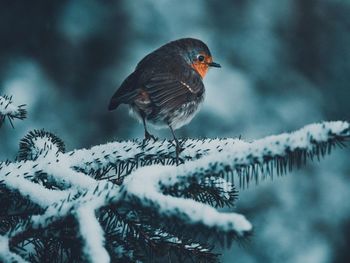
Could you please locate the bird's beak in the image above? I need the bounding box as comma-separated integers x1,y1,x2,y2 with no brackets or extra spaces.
208,62,221,68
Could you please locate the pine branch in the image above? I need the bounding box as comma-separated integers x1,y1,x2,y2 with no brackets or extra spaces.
122,165,252,238
69,138,243,180
0,121,348,262
76,206,110,263
0,235,28,263
0,95,27,128
99,205,219,262
163,176,238,208
18,129,66,161
117,121,350,246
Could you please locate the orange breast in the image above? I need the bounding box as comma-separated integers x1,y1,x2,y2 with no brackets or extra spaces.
191,62,209,78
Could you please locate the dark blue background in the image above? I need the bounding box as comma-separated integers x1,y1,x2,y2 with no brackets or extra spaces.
0,1,349,262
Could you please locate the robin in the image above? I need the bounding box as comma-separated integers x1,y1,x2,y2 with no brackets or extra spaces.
108,38,221,156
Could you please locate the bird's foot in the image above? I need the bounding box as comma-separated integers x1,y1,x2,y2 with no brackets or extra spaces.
173,140,185,165
142,131,157,146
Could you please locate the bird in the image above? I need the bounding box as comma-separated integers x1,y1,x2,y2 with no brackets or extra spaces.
108,38,221,157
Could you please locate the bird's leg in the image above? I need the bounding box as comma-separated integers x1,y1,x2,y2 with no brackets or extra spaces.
169,125,184,163
142,115,157,144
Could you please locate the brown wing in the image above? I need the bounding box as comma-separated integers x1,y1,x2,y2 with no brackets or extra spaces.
109,68,204,115
144,69,204,114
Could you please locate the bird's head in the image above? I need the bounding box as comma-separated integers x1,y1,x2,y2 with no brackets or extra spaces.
172,38,221,78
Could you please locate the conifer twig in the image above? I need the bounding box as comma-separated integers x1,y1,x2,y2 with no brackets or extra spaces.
0,121,348,262
0,95,27,128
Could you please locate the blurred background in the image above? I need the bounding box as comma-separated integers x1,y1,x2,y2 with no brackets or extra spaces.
0,0,349,262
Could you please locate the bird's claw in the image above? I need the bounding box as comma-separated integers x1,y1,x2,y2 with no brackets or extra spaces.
146,132,157,141
175,143,184,154
173,140,185,165
142,131,157,146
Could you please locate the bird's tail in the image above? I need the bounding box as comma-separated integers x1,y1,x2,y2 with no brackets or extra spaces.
108,97,120,111
108,72,138,111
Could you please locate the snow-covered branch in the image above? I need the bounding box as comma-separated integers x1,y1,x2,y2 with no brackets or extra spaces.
0,95,27,128
0,121,348,262
77,205,110,263
0,235,28,263
69,137,243,180
18,130,66,161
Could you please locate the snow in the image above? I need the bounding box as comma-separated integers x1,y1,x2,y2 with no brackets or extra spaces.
68,137,244,174
30,180,119,229
45,159,97,189
67,122,350,180
204,176,233,199
151,230,183,244
0,120,348,261
77,206,110,263
123,165,252,235
0,96,19,116
121,121,349,235
0,235,28,263
28,136,62,159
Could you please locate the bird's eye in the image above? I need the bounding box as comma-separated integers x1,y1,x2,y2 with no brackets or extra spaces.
197,55,205,62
